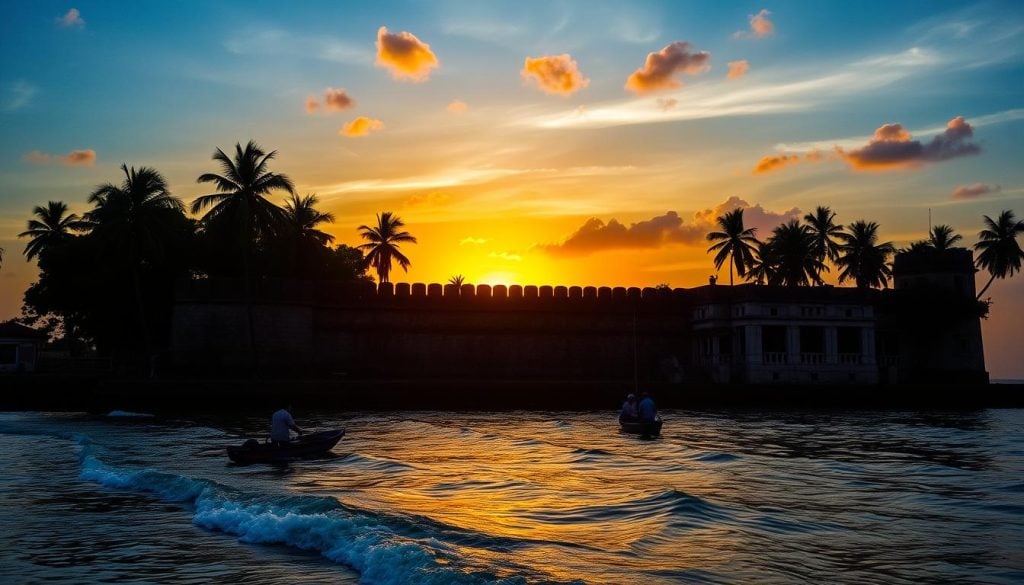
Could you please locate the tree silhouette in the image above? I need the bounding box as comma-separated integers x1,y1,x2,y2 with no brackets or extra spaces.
974,210,1024,298
448,274,466,286
87,164,185,356
766,220,824,286
928,224,963,251
835,220,895,289
746,239,780,285
804,206,843,282
706,208,758,285
358,212,417,283
282,193,335,247
18,201,88,261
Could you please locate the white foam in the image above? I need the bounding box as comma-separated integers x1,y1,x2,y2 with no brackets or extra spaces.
106,410,155,418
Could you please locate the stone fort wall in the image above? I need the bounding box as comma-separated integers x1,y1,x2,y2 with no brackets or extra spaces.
170,280,693,379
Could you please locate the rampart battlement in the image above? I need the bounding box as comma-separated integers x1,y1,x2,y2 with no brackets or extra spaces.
175,278,692,313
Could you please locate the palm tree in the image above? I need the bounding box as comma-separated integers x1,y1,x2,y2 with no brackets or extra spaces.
191,140,295,281
746,240,779,285
706,208,759,285
191,141,294,370
928,224,963,251
767,220,825,286
448,274,466,286
835,220,896,289
357,212,417,283
87,164,185,356
804,206,843,282
282,193,335,247
18,201,88,261
974,210,1024,298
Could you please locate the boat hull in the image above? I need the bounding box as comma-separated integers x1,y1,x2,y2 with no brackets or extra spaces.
619,418,663,436
227,429,345,464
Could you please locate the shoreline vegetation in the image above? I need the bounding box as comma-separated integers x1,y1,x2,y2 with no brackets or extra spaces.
1,140,1021,381
1,376,1022,413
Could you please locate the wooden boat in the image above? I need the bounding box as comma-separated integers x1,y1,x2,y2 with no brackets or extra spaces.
227,429,345,464
619,417,663,436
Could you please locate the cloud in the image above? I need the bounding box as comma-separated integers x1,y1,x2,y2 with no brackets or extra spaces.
404,192,450,207
540,212,704,256
22,148,96,167
460,237,488,246
839,116,980,170
735,9,774,39
656,98,678,111
57,8,84,28
447,99,468,114
521,54,589,95
624,41,711,94
224,28,369,65
306,88,356,114
489,251,522,262
753,154,800,174
324,88,355,111
727,60,749,80
340,116,384,137
375,26,439,81
2,80,38,111
540,197,800,256
951,182,1000,199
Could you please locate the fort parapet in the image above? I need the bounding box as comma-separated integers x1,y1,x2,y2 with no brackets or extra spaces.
170,249,989,385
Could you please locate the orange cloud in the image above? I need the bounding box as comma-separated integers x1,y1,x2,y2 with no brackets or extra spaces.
541,197,801,256
340,116,384,137
753,154,800,174
624,41,710,94
726,60,749,80
56,8,84,28
305,96,319,113
375,26,438,81
404,192,450,207
951,182,1000,200
521,54,589,95
324,88,355,111
735,9,774,38
447,99,468,114
22,148,96,167
840,116,980,170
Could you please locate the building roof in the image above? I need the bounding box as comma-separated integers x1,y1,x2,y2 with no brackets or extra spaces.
0,321,47,340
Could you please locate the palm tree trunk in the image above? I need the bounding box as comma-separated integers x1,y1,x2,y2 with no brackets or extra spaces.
976,273,997,299
729,256,734,286
243,214,257,376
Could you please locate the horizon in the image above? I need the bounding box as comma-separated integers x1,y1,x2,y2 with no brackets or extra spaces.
1,1,1022,377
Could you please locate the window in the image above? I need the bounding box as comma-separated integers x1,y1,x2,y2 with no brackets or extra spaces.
838,327,862,354
763,326,787,353
0,344,17,365
800,326,825,354
770,307,778,316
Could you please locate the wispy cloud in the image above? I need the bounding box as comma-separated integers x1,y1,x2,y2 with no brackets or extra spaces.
447,99,468,114
56,8,84,29
460,237,488,246
488,251,522,262
734,9,774,39
340,116,384,137
726,60,750,80
2,80,38,111
952,182,1000,200
22,148,96,167
625,41,711,94
224,28,370,65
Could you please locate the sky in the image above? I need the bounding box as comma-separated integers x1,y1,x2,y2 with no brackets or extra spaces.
1,1,1022,377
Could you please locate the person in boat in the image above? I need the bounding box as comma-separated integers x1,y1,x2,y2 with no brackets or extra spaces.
271,404,304,446
620,393,639,421
638,391,657,423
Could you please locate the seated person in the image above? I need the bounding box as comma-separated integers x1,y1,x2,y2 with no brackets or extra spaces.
638,392,657,423
620,393,639,421
271,404,303,445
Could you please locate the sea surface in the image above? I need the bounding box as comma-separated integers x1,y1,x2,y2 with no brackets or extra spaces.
1,409,1022,584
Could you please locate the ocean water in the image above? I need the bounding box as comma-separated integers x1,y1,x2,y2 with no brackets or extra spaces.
1,409,1022,584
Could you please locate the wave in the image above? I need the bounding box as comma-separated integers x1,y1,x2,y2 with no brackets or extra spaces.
106,410,156,418
74,441,507,584
690,452,740,463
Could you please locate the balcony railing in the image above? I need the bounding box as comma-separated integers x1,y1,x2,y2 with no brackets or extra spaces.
800,352,825,364
839,353,863,365
763,352,787,364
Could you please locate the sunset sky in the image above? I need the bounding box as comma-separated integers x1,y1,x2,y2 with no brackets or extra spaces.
1,1,1022,376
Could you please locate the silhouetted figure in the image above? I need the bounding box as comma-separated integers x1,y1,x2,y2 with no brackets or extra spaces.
271,404,303,446
709,275,717,285
620,393,638,421
638,392,657,423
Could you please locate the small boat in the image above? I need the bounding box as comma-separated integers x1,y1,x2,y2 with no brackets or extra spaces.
619,417,663,436
227,429,345,464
